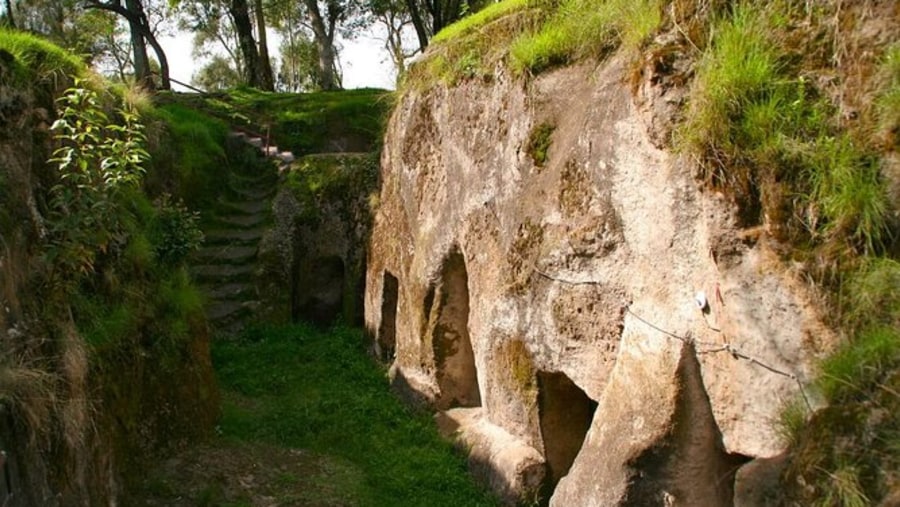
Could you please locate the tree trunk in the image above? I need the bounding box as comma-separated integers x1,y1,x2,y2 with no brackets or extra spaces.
83,0,170,90
405,0,429,52
303,0,338,90
253,0,275,91
3,0,15,28
124,0,153,89
142,23,171,90
229,0,263,87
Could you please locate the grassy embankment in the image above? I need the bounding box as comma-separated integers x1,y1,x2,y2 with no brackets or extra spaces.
410,0,899,503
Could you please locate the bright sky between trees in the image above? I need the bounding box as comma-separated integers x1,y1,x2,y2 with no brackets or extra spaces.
159,25,399,92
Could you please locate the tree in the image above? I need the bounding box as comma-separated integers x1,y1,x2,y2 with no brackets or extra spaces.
81,0,171,90
2,0,16,28
227,0,274,90
267,0,360,91
175,0,243,77
275,32,319,91
193,54,242,90
367,0,417,83
253,0,275,89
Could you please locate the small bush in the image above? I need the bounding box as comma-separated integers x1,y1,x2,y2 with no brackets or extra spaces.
149,194,204,267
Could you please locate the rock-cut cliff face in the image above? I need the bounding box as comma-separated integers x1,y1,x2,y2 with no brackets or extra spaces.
366,53,836,505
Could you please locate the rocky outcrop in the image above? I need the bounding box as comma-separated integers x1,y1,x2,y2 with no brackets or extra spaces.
259,153,377,327
366,54,835,504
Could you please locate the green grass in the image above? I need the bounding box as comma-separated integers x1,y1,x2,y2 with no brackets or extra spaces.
509,0,662,74
213,324,498,506
876,44,900,146
148,104,229,207
194,87,391,156
0,29,86,85
432,0,534,44
817,326,900,402
526,122,555,167
678,3,892,253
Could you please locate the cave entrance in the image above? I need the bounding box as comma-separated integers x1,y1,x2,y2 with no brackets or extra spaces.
378,271,399,360
296,256,345,326
432,249,480,410
538,371,597,492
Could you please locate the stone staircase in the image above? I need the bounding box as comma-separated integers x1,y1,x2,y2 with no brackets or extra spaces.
190,132,295,335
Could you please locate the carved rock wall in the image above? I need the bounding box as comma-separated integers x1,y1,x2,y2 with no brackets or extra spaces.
366,54,835,504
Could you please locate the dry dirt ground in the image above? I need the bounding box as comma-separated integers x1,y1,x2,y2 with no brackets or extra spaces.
136,438,367,506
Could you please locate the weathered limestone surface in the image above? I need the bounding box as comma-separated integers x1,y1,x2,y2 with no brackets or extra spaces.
366,53,835,504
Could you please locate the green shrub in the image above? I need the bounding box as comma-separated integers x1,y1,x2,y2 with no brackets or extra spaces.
149,194,204,267
46,83,148,283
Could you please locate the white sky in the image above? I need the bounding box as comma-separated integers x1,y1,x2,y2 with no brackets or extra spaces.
158,25,399,91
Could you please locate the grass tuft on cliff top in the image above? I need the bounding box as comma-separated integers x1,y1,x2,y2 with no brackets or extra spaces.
0,29,86,84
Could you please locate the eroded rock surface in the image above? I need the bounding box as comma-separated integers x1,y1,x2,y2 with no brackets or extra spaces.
366,54,835,504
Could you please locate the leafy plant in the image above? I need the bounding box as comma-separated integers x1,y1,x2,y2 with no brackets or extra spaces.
46,82,149,281
150,194,204,267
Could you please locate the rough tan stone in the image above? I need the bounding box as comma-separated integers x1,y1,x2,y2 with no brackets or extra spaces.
366,52,835,504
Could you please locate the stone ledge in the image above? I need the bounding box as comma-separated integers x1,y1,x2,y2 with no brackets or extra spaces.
436,407,545,505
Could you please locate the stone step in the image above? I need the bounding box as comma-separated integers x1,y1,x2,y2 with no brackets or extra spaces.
217,199,269,216
194,244,257,264
204,228,265,245
200,282,255,301
191,263,256,283
211,213,268,229
231,185,277,201
207,300,256,322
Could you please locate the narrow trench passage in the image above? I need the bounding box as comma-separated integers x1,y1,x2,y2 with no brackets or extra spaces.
137,137,495,505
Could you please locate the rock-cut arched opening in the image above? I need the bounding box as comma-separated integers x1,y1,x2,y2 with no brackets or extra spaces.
377,271,399,361
538,371,597,494
430,249,481,410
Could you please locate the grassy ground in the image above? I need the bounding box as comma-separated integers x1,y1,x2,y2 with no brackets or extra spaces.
137,323,498,506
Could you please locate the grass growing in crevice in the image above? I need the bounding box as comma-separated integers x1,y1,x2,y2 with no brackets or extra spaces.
213,323,498,506
527,121,555,167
